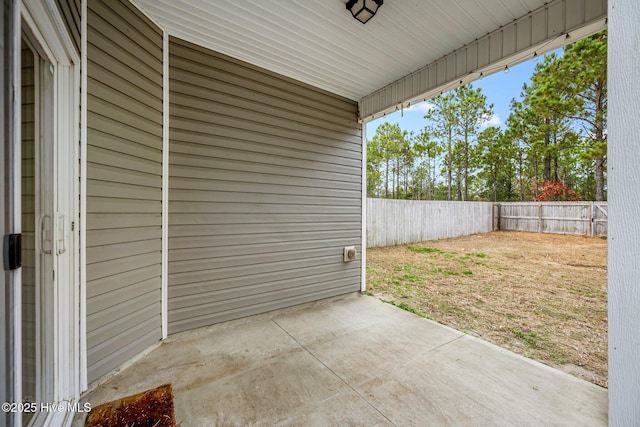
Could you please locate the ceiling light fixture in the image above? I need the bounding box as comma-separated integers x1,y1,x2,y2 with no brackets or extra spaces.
346,0,383,24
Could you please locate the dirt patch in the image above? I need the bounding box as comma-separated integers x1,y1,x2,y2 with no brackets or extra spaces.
366,231,608,388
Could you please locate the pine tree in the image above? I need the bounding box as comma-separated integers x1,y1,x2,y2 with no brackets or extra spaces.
424,93,458,201
558,32,607,200
454,85,493,200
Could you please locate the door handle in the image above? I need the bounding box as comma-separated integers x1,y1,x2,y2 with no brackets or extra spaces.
40,214,52,254
57,213,67,255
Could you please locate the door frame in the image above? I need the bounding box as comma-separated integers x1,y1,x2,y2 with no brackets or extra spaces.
19,0,80,425
3,1,22,426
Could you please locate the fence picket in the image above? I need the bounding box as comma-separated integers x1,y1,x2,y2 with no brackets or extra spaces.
497,202,607,237
366,199,494,247
366,199,608,248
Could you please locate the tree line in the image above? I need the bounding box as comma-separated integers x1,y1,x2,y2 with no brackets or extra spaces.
367,32,607,202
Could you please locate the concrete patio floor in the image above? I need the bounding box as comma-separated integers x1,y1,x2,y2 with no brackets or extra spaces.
75,293,607,426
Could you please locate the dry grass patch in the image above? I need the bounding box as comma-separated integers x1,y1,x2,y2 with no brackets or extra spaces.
366,230,608,387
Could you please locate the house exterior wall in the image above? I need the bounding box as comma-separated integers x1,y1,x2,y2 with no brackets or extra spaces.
20,40,36,411
20,42,36,412
168,38,362,333
85,0,163,383
608,0,640,423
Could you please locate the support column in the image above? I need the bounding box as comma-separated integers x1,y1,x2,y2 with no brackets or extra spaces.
608,0,640,424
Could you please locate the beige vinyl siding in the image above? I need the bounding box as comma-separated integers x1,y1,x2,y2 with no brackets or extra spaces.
168,38,362,333
55,0,81,52
86,0,163,383
20,41,36,415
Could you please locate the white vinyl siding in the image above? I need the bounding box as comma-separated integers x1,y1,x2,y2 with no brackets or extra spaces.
168,38,362,333
85,0,163,383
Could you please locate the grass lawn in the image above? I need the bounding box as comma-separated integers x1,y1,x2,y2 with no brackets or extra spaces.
366,230,608,387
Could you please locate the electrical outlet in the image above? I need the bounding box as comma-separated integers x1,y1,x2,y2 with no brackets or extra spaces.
343,246,357,262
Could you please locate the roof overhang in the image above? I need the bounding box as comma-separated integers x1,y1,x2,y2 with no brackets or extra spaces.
134,0,607,120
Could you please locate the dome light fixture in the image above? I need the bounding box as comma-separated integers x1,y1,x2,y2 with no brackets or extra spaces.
346,0,383,24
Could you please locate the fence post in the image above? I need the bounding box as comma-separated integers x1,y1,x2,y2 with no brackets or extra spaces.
493,204,501,231
590,202,595,236
538,203,543,232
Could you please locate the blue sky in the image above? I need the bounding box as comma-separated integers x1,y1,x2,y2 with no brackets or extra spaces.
365,56,542,138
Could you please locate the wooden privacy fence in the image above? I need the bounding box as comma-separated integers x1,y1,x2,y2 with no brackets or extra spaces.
495,202,608,236
366,199,608,247
367,199,494,247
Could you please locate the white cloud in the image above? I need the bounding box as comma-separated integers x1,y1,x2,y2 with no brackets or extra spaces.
406,102,435,113
480,114,502,127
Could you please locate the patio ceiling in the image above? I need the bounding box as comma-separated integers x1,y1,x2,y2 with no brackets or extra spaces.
135,0,549,99
135,0,607,118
